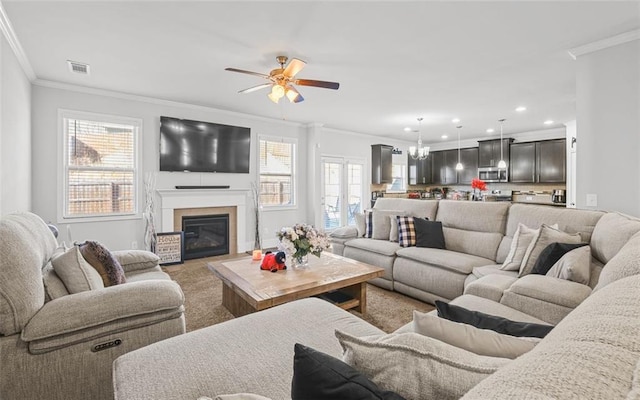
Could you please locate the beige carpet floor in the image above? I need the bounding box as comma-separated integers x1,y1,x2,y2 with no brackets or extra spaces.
164,255,434,333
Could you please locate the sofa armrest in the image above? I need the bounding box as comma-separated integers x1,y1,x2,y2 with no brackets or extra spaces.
500,275,592,325
22,280,184,345
111,249,161,273
506,275,592,309
329,226,359,239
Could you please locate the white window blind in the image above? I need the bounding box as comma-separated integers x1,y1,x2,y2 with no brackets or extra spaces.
62,114,139,218
259,138,295,207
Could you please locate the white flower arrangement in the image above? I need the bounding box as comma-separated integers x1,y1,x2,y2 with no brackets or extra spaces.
276,223,330,260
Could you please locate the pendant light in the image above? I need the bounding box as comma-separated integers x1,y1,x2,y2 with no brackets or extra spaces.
409,117,429,160
455,125,463,171
497,118,507,169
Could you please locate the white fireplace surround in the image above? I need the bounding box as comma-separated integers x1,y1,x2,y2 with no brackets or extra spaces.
157,189,250,253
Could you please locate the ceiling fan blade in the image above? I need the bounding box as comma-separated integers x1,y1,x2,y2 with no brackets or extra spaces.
294,79,340,90
283,58,306,78
225,67,269,79
238,83,272,94
285,85,304,103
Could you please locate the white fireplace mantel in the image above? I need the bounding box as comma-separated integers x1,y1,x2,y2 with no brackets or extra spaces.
157,188,251,253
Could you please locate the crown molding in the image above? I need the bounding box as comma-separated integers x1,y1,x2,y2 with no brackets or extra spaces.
568,29,640,60
32,79,305,128
0,2,36,81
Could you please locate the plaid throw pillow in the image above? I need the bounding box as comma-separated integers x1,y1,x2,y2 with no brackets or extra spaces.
364,210,374,238
397,216,417,247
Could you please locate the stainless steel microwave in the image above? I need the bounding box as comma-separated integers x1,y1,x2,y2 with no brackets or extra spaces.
478,167,508,183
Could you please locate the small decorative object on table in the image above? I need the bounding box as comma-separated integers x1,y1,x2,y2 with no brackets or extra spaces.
277,223,330,268
471,178,487,201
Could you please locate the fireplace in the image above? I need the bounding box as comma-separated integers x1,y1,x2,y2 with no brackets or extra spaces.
182,214,230,259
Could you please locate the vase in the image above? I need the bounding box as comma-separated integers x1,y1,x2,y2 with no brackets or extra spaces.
293,254,309,268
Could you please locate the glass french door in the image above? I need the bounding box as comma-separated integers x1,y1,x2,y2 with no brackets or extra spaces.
321,157,364,231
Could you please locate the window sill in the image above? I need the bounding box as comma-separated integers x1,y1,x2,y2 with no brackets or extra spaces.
261,205,299,212
58,213,142,224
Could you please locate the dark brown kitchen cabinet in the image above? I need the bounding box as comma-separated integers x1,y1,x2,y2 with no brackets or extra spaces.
431,150,458,185
407,154,432,185
510,139,566,183
537,139,566,183
478,139,513,168
371,144,393,184
510,142,536,183
457,147,479,184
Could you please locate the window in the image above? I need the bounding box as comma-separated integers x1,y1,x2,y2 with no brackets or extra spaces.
259,137,296,207
60,110,141,220
386,163,407,192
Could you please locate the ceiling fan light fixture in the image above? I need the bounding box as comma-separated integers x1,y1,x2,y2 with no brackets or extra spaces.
267,84,286,103
285,87,299,103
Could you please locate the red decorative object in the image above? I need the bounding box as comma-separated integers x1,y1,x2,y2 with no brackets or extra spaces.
260,251,287,273
471,178,487,191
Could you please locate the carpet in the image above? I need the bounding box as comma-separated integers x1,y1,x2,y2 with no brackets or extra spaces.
164,256,434,333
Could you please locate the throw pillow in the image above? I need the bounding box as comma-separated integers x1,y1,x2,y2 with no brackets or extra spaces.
389,215,399,242
397,216,417,247
414,218,445,249
291,343,405,400
214,395,273,400
519,224,582,277
364,210,373,238
372,210,406,240
546,245,592,285
435,301,553,338
78,241,126,286
52,246,105,293
335,330,510,400
354,213,366,237
412,311,540,359
111,250,160,272
530,242,588,275
500,223,539,271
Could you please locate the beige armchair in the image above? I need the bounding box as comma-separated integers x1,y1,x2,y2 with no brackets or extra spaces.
0,212,186,400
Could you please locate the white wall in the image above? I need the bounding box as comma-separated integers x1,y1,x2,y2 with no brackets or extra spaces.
576,39,640,216
0,32,31,215
31,83,308,250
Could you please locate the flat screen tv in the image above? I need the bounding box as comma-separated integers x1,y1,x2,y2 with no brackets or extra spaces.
159,116,251,173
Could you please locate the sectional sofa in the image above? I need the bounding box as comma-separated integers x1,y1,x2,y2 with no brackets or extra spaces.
112,199,640,399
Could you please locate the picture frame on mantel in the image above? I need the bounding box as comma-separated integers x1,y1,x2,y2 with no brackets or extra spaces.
155,232,184,265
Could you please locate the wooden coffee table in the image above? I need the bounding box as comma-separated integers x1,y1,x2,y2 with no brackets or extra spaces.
207,252,384,317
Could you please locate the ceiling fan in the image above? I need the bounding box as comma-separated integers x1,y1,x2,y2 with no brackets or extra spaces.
225,55,340,104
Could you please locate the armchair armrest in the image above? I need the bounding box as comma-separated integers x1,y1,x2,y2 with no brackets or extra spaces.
329,226,358,239
22,280,184,353
112,250,160,273
500,275,592,325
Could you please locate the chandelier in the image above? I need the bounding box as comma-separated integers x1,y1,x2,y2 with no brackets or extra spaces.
408,117,430,160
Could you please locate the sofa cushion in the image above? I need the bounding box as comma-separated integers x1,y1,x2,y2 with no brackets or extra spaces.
546,245,592,285
519,224,582,277
530,242,588,276
504,274,592,309
415,219,445,249
336,330,510,400
442,227,504,261
291,343,404,400
436,200,510,234
78,241,127,286
345,238,401,257
450,295,550,325
463,274,518,303
396,247,493,275
590,212,640,264
462,274,640,400
112,250,160,272
412,311,539,359
435,301,554,338
52,246,105,293
472,265,518,279
373,198,439,221
594,231,640,292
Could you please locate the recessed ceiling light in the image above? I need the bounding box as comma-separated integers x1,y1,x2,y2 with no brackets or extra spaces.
441,135,448,139
404,127,411,132
544,120,554,125
486,128,495,133
515,106,527,112
451,118,460,123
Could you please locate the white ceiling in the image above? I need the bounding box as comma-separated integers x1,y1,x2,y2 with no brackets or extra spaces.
3,1,639,143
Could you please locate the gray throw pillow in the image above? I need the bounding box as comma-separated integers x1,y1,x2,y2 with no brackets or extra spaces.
371,210,406,240
52,246,105,293
546,245,592,285
519,224,581,277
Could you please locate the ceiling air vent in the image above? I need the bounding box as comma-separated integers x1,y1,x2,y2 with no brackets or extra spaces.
67,60,90,75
